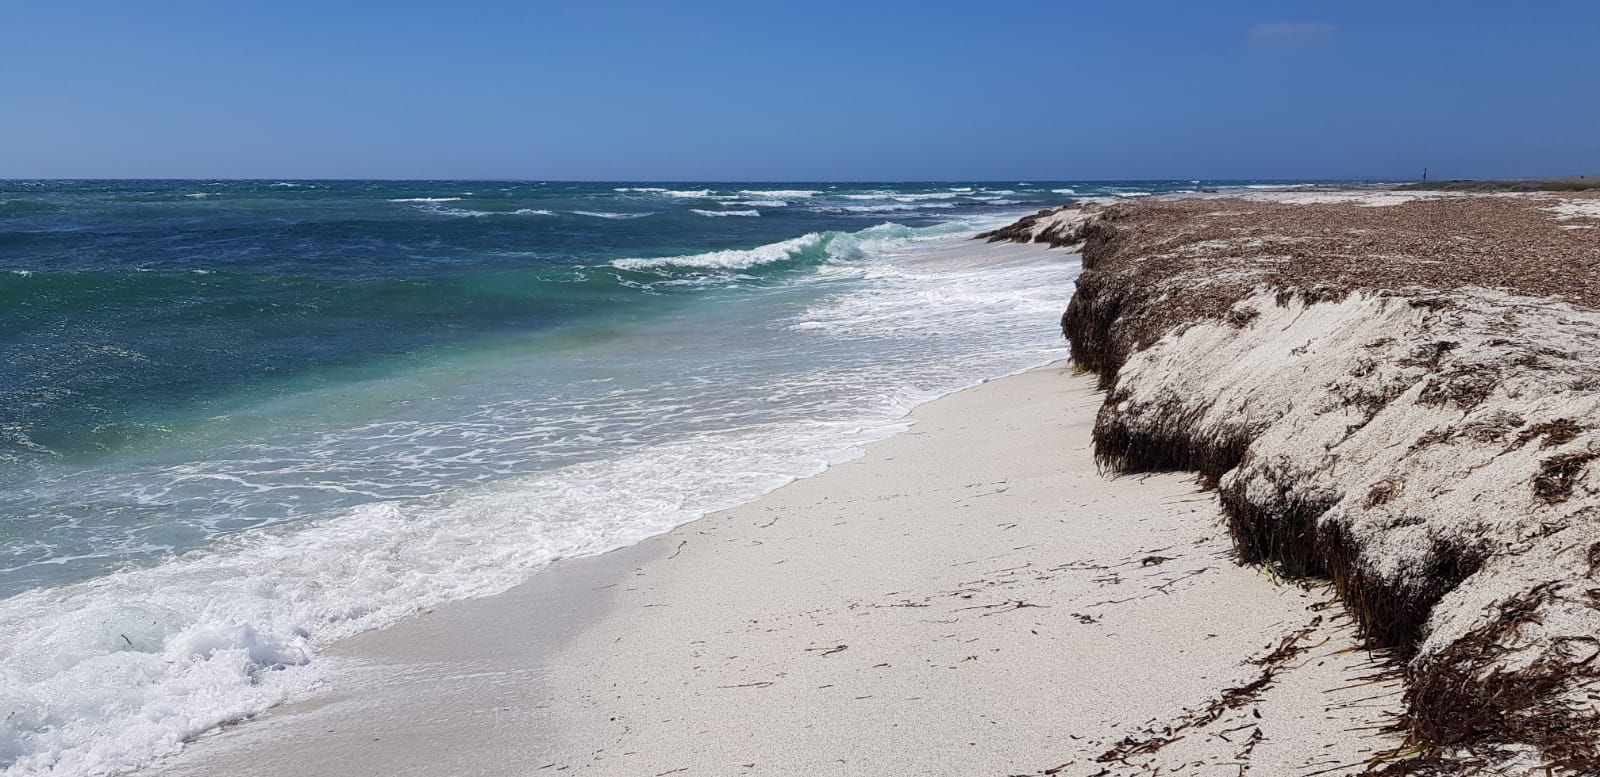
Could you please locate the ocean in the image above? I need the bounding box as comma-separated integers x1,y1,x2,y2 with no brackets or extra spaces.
0,178,1312,776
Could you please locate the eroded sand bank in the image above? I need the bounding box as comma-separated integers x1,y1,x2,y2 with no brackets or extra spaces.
989,191,1600,773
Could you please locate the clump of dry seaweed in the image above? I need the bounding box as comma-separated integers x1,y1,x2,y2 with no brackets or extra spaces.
989,190,1600,773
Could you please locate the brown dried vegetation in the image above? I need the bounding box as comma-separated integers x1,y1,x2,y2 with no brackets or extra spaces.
1002,192,1600,773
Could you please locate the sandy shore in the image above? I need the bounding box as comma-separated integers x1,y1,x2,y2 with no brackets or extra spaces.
158,365,1400,777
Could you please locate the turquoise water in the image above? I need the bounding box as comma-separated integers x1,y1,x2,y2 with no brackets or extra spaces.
0,178,1327,776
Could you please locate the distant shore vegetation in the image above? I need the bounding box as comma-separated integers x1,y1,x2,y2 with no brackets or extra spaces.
1399,177,1600,192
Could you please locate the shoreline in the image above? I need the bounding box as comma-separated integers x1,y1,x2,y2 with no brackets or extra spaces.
158,364,1402,777
2,220,1086,777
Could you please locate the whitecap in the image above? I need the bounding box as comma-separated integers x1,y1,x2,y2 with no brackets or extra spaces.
0,211,1074,777
388,197,463,203
571,211,653,219
612,233,821,271
816,202,957,213
691,209,760,217
737,189,819,198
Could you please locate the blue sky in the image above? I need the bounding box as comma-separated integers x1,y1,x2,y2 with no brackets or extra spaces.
2,1,1595,180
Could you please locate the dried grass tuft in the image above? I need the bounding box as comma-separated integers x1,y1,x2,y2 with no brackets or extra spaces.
1533,452,1598,504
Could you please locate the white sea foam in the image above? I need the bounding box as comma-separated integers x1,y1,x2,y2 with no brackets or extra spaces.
690,209,760,218
387,197,463,203
817,202,957,213
0,214,1076,777
612,233,823,271
1051,189,1077,195
570,211,653,220
737,189,819,198
841,192,957,203
723,200,786,208
610,221,982,275
183,193,219,199
418,206,553,218
0,420,910,777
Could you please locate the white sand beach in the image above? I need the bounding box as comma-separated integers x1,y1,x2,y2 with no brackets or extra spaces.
158,365,1401,777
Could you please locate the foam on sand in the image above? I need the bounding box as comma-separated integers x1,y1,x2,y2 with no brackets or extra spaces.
154,367,1401,777
0,217,1075,777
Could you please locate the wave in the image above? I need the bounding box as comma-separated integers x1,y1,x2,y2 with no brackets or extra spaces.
0,201,61,217
422,206,554,217
815,202,957,213
387,197,463,203
836,191,977,202
609,220,972,274
0,417,906,777
723,200,786,208
183,193,220,199
613,233,821,271
736,189,818,198
0,210,1060,776
619,189,717,198
1051,189,1077,195
690,209,760,218
570,211,653,220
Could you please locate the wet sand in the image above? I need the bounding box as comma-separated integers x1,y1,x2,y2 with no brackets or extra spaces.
159,365,1400,777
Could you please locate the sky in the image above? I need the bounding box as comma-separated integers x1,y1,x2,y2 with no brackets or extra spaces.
1,1,1596,181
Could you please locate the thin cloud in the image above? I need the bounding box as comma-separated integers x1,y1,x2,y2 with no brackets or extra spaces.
1249,22,1337,41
